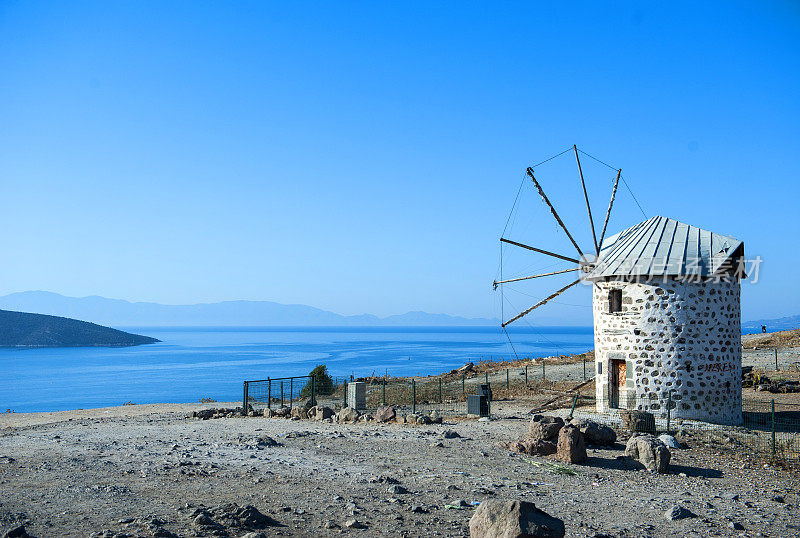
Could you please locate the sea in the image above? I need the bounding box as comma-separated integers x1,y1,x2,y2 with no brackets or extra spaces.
1,326,594,413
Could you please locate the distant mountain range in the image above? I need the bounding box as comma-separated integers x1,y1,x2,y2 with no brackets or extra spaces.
0,291,498,328
742,314,800,333
0,309,158,347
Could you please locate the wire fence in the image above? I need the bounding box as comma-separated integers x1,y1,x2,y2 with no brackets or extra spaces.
569,395,800,466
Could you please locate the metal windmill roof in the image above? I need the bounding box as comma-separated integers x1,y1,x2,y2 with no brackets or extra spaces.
584,216,744,280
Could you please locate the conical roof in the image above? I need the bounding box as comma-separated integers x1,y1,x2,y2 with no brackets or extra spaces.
584,216,744,280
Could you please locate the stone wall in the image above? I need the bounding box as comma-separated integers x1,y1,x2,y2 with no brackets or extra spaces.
592,276,742,425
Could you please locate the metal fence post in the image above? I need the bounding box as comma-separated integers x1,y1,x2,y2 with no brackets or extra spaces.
771,399,776,455
343,380,348,408
310,375,316,406
242,381,248,416
382,378,386,406
280,381,284,408
412,379,416,414
506,368,510,390
439,378,443,403
775,348,779,371
462,375,465,398
569,393,579,419
267,378,272,410
583,356,586,380
289,378,293,409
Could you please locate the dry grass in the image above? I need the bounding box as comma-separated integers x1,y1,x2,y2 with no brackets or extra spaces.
744,328,800,349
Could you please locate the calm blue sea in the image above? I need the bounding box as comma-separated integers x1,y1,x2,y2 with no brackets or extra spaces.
0,326,593,412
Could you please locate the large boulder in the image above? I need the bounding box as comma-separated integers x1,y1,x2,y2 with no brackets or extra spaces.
528,415,564,443
338,407,359,423
568,418,616,446
272,406,291,418
290,407,308,420
375,406,397,423
625,433,671,473
312,406,334,421
469,500,565,538
555,424,586,464
621,410,656,434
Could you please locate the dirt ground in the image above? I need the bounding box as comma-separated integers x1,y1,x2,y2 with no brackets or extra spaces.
2,399,799,538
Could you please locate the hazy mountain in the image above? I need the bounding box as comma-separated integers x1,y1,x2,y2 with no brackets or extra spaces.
0,291,498,328
0,309,159,347
742,314,800,333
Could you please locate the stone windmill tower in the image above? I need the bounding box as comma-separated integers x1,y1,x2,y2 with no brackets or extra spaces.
495,147,745,425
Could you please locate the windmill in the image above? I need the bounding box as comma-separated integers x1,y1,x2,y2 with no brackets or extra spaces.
493,145,621,329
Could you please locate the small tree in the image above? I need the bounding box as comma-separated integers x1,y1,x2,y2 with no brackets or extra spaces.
300,364,334,399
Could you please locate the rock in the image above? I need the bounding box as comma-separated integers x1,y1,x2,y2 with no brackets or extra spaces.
664,505,695,520
194,409,216,420
727,522,745,530
478,417,491,422
388,485,409,495
271,406,290,418
469,500,565,538
569,418,616,446
771,495,785,503
624,434,670,473
529,415,564,443
408,506,427,513
429,410,443,424
375,406,396,423
555,425,586,464
263,408,274,418
290,407,308,420
416,415,432,425
621,410,656,434
344,519,365,529
657,434,681,449
240,533,268,538
338,407,360,423
501,439,556,456
193,514,217,527
443,430,461,439
313,406,334,421
2,526,30,538
721,493,739,501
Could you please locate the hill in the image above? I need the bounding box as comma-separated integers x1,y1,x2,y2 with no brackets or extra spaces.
0,291,498,327
0,309,159,347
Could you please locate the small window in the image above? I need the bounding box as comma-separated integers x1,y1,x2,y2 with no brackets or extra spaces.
597,362,602,375
609,289,623,313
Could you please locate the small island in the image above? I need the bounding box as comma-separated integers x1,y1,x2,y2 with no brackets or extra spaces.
0,309,159,348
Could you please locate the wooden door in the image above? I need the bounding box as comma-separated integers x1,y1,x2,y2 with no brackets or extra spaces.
610,359,626,408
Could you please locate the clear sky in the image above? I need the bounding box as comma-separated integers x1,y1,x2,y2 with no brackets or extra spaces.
0,1,798,324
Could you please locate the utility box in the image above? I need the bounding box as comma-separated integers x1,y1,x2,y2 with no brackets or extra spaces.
347,382,366,410
468,384,492,417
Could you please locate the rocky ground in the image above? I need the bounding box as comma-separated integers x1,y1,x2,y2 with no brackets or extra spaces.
2,400,799,537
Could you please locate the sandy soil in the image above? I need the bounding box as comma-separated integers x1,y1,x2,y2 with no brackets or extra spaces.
2,399,799,538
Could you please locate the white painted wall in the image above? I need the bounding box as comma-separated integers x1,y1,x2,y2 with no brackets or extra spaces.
592,277,742,425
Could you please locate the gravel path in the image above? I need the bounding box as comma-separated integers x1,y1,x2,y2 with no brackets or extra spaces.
1,401,798,537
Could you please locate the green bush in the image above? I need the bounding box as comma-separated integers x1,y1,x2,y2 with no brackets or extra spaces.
300,364,334,399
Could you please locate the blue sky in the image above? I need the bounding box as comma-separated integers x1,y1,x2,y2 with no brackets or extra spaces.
0,1,798,324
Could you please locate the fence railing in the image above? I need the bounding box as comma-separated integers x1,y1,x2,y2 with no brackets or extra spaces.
570,394,800,465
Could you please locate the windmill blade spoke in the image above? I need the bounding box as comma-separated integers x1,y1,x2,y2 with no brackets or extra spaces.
501,279,581,328
574,145,599,255
493,267,579,289
598,169,622,250
526,168,584,258
500,238,580,264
